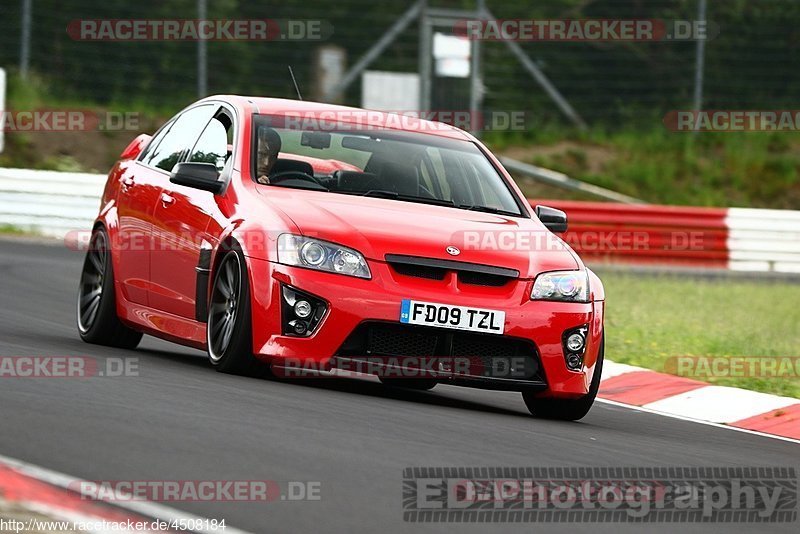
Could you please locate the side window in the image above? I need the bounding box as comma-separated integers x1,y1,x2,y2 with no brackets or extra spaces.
138,119,174,163
189,114,231,171
146,105,215,172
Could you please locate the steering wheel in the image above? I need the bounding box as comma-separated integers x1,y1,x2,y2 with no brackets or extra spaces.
269,171,321,186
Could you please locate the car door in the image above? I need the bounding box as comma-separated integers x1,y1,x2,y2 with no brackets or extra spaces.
149,105,232,319
113,118,176,305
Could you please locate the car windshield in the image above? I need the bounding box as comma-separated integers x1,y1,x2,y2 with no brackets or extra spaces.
252,115,525,217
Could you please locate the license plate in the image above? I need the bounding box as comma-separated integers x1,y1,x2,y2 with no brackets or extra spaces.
400,299,505,335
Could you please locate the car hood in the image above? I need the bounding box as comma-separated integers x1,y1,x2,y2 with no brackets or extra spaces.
257,187,580,278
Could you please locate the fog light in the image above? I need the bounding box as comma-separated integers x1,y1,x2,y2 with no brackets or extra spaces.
566,353,583,370
566,332,585,352
291,320,307,335
294,300,312,318
281,285,327,337
562,325,589,372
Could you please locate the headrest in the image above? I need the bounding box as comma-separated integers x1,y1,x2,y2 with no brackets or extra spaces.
380,161,419,196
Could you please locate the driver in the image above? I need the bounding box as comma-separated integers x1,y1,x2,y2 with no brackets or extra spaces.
256,127,282,184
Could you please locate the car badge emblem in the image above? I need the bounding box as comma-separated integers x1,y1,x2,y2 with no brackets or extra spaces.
446,246,461,256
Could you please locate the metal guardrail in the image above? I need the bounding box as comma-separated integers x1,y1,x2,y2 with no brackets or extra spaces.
533,200,730,269
726,207,800,273
499,157,646,205
0,167,104,237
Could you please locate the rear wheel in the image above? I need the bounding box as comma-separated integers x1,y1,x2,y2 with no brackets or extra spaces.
77,228,142,349
207,247,269,377
522,334,604,421
379,377,437,391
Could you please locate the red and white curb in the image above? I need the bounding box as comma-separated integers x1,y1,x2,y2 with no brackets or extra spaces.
600,361,800,441
0,453,249,534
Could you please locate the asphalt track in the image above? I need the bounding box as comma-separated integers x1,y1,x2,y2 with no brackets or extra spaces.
0,238,797,534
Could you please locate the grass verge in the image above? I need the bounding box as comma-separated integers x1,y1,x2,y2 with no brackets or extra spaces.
601,271,800,398
0,224,32,236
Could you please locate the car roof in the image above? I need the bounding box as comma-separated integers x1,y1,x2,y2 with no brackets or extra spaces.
201,95,475,141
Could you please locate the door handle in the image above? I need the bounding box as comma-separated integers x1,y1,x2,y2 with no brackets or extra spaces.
160,192,175,207
121,176,135,190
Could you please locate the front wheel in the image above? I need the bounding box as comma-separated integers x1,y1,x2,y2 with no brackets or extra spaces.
522,334,604,421
207,247,269,377
77,228,142,349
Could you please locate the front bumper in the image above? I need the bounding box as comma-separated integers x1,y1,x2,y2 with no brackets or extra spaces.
246,257,604,398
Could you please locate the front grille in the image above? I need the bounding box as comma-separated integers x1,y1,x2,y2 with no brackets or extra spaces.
452,333,526,360
386,254,518,287
451,331,540,379
457,271,511,287
368,323,438,357
336,322,544,384
390,262,446,281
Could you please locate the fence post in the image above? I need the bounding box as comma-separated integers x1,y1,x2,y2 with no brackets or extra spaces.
692,0,707,112
469,0,486,137
20,0,32,79
418,0,431,112
197,0,208,97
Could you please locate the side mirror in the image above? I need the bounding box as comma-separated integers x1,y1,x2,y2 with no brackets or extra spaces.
120,133,152,160
535,205,568,233
170,162,224,194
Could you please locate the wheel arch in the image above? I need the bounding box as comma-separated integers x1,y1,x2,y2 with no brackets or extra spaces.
88,217,127,314
199,234,255,323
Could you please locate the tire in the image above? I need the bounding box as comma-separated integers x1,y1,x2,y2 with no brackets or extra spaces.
207,247,270,377
379,377,437,391
77,228,143,349
522,334,604,421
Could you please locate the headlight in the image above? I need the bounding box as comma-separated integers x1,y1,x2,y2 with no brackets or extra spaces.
278,234,371,279
531,271,589,302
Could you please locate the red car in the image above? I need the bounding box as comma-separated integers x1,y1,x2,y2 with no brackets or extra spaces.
77,96,605,420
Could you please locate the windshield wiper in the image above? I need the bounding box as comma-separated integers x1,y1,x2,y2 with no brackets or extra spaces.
339,189,516,214
361,189,398,199
270,181,329,192
358,190,456,208
458,204,520,217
